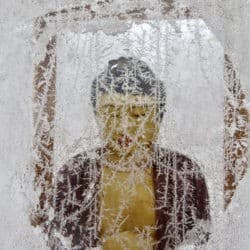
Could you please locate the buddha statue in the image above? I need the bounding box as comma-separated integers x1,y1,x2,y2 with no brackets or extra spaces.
47,57,210,250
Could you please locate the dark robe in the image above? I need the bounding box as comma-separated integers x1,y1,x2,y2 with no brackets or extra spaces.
46,146,210,250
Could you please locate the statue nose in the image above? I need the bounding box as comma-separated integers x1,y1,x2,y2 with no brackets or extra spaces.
117,134,133,147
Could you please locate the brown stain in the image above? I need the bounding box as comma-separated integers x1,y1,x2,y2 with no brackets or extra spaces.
224,54,249,209
31,36,56,226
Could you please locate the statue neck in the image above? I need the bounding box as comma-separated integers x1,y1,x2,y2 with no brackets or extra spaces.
102,143,154,171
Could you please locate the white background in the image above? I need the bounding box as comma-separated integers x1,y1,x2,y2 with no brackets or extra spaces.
0,1,249,249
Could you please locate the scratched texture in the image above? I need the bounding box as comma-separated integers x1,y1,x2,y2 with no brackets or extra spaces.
0,1,249,250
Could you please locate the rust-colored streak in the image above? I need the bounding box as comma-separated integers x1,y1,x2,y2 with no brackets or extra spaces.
39,2,195,27
224,54,249,209
31,35,56,227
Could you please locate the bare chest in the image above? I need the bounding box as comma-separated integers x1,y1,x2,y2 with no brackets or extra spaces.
99,166,156,236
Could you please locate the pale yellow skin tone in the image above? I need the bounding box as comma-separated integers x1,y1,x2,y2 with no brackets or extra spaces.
96,94,160,165
96,94,161,250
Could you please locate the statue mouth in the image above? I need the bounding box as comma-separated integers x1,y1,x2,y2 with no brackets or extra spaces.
117,135,133,147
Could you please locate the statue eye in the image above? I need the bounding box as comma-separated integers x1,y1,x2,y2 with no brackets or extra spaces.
109,113,120,118
133,113,146,119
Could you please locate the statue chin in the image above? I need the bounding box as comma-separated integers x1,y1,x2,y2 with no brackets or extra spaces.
102,139,155,171
102,231,154,250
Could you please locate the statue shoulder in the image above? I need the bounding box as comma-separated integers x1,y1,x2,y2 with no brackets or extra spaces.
56,147,102,178
155,147,202,174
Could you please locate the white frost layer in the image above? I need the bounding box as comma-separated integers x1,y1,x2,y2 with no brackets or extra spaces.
56,19,225,249
0,1,249,249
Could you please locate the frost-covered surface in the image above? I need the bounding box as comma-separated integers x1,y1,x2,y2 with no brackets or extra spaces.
56,20,224,249
0,1,249,250
225,169,250,250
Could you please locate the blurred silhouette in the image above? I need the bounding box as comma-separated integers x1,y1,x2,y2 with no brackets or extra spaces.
46,57,210,250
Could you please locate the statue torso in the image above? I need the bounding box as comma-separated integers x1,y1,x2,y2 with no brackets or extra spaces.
99,166,156,249
48,148,210,250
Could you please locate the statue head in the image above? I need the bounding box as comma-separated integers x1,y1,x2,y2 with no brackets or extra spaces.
91,57,166,161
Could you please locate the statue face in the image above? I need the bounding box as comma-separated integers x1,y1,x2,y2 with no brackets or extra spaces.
96,93,160,159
